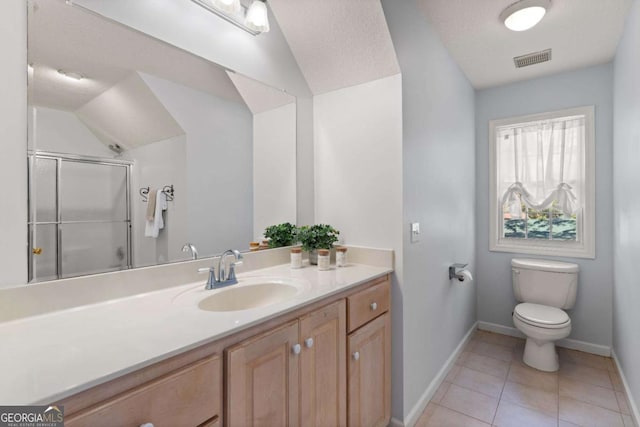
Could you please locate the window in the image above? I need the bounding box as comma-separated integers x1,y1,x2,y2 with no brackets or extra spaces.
489,106,595,259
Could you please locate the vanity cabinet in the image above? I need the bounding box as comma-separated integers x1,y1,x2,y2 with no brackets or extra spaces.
226,321,300,426
299,300,347,427
347,313,391,427
225,300,347,427
57,275,390,427
64,354,222,427
346,278,391,427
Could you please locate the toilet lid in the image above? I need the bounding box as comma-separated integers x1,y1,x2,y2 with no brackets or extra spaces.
514,303,570,328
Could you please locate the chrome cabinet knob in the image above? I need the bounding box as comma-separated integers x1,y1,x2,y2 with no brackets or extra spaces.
304,338,314,348
292,343,301,355
370,302,378,311
139,423,154,427
352,351,360,361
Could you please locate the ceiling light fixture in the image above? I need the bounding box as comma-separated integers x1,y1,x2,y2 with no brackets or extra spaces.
245,0,270,33
191,0,270,35
500,0,550,32
57,69,84,81
211,0,241,15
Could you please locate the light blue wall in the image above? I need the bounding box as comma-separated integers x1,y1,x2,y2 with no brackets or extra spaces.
382,1,477,422
476,63,614,347
141,74,253,257
613,0,640,412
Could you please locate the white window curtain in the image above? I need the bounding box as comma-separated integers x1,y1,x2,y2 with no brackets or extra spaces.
497,115,585,218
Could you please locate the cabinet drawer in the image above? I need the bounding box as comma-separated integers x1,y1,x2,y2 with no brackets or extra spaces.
347,279,390,332
65,355,221,427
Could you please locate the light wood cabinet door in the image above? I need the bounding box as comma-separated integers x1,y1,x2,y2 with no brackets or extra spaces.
65,355,221,427
226,321,300,427
347,313,391,427
299,300,347,427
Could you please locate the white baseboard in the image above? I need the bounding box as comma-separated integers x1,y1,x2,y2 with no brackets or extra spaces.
397,321,478,427
612,349,640,427
477,321,612,357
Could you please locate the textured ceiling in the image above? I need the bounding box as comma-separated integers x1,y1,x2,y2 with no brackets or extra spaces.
418,0,632,89
28,0,244,111
269,0,400,95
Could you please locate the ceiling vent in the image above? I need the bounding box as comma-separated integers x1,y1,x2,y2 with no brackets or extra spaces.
514,49,552,68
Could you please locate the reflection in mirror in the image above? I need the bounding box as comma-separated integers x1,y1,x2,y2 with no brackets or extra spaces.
27,0,296,282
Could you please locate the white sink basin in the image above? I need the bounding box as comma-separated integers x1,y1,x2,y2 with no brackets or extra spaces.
173,276,310,313
198,282,298,312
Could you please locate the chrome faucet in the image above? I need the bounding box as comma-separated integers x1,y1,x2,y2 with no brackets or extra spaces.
198,249,243,290
181,243,199,260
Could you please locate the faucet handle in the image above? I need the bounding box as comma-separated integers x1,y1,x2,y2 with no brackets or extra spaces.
198,267,217,289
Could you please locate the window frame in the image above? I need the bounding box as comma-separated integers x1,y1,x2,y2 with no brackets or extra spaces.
489,106,596,259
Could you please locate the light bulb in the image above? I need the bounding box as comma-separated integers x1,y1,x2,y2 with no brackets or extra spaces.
211,0,241,15
500,0,550,32
245,0,270,33
504,7,546,31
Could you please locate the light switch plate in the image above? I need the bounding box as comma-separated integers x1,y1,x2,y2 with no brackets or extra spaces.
410,222,420,243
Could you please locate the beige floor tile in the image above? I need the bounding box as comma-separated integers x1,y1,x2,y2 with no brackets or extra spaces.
475,330,522,349
511,343,526,366
501,381,558,416
457,351,471,364
452,366,505,398
559,377,619,412
508,362,558,392
559,421,581,427
470,341,514,362
493,400,557,427
559,362,613,389
432,381,451,404
622,414,635,427
559,396,624,427
415,403,491,427
445,364,462,383
463,352,511,379
610,370,626,392
439,383,499,424
558,348,612,371
616,391,631,415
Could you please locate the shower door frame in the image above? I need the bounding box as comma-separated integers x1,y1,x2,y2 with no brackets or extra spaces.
28,151,133,282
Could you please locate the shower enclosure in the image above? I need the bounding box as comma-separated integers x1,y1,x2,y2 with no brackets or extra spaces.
28,152,132,282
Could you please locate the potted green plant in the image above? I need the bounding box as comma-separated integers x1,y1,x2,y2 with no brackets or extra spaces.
297,224,340,265
263,222,298,248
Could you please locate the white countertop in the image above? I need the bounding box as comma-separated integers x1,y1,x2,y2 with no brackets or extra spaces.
0,262,391,404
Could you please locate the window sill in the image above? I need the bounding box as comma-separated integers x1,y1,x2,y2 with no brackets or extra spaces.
490,239,595,259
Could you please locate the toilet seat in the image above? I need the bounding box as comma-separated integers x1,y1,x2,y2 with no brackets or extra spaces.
514,303,570,329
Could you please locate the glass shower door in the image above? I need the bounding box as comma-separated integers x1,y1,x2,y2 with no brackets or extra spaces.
28,154,132,282
59,160,130,278
29,156,58,282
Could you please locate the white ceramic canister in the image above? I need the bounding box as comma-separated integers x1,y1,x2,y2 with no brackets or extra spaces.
317,249,330,271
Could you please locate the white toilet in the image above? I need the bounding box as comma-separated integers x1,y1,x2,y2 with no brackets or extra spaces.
511,258,578,372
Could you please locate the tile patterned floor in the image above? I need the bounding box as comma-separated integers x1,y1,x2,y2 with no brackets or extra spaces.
416,330,637,427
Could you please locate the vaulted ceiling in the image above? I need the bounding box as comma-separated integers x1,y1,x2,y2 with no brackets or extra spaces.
269,0,400,95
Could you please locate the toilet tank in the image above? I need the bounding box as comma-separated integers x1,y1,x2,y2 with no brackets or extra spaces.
511,258,578,309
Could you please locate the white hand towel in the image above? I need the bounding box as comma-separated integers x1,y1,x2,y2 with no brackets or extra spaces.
144,189,167,238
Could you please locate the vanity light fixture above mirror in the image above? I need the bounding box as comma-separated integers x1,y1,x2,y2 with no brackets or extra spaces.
192,0,270,35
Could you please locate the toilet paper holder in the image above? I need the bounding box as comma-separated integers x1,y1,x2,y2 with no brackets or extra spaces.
449,263,468,281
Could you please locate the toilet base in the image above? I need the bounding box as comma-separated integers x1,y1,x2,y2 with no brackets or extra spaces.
523,338,559,372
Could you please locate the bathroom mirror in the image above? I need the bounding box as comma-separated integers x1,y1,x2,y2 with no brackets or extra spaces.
26,0,297,282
